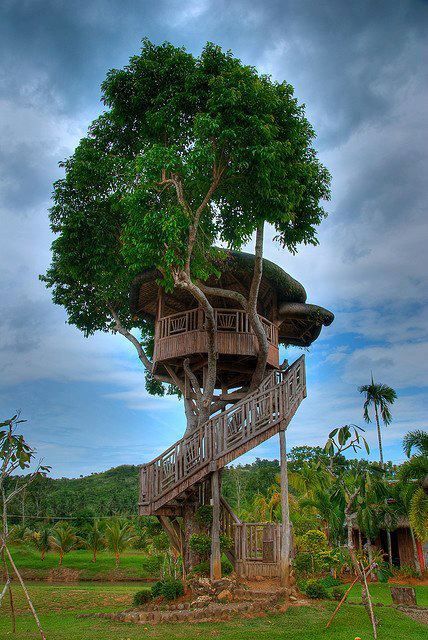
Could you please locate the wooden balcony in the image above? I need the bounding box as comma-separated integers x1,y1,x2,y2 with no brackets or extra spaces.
153,307,279,367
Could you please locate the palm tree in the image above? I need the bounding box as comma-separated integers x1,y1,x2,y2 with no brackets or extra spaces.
399,429,428,544
105,519,136,567
83,520,106,563
359,376,397,464
32,526,52,561
49,522,79,566
299,485,343,545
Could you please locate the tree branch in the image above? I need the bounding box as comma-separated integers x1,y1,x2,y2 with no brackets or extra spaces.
183,359,203,402
109,307,153,372
197,283,248,309
185,167,225,273
248,223,269,391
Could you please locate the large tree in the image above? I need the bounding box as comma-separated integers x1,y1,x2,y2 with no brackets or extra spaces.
42,40,330,433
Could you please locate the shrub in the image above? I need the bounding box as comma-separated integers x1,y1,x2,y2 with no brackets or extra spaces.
221,557,233,575
191,561,210,576
161,578,184,601
392,564,420,579
151,578,184,601
189,533,211,559
375,562,393,583
320,575,342,588
293,552,313,575
304,579,330,600
331,586,345,601
152,531,169,552
191,558,233,577
300,530,328,554
133,590,152,606
220,533,234,552
151,581,164,598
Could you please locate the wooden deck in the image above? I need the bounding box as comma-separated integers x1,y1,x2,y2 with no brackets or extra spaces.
139,356,306,515
153,307,279,367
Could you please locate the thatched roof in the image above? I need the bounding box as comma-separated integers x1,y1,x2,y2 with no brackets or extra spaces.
130,250,334,347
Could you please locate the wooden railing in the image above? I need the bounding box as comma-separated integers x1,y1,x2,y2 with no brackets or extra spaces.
156,307,278,345
139,356,306,511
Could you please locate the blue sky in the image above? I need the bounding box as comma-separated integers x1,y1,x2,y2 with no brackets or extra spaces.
0,1,427,477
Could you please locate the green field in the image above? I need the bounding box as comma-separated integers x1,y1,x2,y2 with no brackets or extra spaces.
6,545,161,581
0,582,426,640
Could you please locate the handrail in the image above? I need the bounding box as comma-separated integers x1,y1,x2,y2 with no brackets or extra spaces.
139,356,305,509
156,307,278,345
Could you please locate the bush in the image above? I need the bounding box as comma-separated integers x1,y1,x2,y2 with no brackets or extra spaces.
160,578,184,601
191,561,210,576
304,579,330,600
191,558,233,577
133,590,152,606
220,533,234,552
375,562,393,583
293,552,313,575
151,578,184,601
151,581,164,598
300,530,328,554
189,533,211,559
221,557,234,575
152,531,169,552
392,564,420,579
320,575,342,588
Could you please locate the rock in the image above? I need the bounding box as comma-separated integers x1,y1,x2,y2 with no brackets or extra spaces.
192,595,211,607
217,589,233,602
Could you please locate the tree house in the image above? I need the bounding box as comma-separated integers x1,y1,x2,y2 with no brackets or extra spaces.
130,250,334,579
130,251,333,390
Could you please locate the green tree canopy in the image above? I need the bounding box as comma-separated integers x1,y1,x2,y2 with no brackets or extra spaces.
42,39,330,339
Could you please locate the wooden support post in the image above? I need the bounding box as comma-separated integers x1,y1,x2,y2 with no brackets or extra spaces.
279,427,291,586
210,470,222,580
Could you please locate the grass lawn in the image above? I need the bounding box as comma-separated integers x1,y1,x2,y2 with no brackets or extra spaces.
348,581,428,607
7,545,161,580
0,582,426,640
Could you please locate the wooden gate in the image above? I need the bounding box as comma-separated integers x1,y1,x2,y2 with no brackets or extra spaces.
234,522,282,578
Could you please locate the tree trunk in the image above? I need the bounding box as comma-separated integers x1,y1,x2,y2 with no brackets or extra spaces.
182,492,202,572
59,551,63,566
409,527,422,575
210,470,222,580
374,402,384,465
247,224,269,391
386,529,392,567
93,549,97,563
279,428,291,586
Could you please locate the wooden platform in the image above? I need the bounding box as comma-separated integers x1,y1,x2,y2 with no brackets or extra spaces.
153,307,279,368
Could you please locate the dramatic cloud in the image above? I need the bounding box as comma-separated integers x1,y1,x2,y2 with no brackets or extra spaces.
0,1,427,475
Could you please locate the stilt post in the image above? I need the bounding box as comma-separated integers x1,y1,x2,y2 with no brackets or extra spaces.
210,469,222,580
279,427,291,586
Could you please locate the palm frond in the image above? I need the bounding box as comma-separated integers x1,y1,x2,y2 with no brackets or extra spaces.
403,429,428,458
399,456,428,483
409,487,428,541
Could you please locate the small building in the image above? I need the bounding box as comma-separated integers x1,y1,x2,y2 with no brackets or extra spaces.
354,519,425,572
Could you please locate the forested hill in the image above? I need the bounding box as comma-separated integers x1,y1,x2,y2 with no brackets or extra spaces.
7,446,392,524
8,465,140,522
